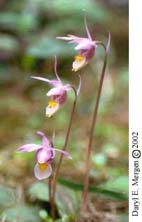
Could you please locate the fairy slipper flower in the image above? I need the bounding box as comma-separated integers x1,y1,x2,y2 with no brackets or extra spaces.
31,58,72,117
17,131,71,180
57,18,99,72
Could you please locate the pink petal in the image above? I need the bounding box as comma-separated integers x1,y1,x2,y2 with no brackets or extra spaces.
37,131,50,148
36,148,53,163
63,84,72,92
46,87,64,97
57,35,84,44
34,163,52,180
84,16,92,40
31,76,61,87
47,148,72,159
54,56,62,82
56,36,73,41
17,144,42,153
75,39,94,51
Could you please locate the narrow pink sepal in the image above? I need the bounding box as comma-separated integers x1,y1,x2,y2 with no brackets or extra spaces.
31,76,61,87
63,84,72,91
84,15,92,40
37,131,50,148
17,144,42,153
46,148,72,159
54,56,62,82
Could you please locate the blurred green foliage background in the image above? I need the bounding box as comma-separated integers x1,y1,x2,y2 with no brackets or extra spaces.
0,0,128,221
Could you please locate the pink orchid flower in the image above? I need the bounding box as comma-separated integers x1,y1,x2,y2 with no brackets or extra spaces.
17,131,71,180
31,58,72,117
57,17,99,72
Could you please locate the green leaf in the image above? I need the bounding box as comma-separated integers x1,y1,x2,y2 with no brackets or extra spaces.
118,214,128,222
39,209,48,219
0,12,38,33
46,0,109,22
58,178,128,201
56,185,80,215
17,14,38,32
27,182,49,201
100,176,128,194
0,13,19,31
1,205,40,222
0,34,19,52
0,185,16,209
92,153,107,167
26,37,74,58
